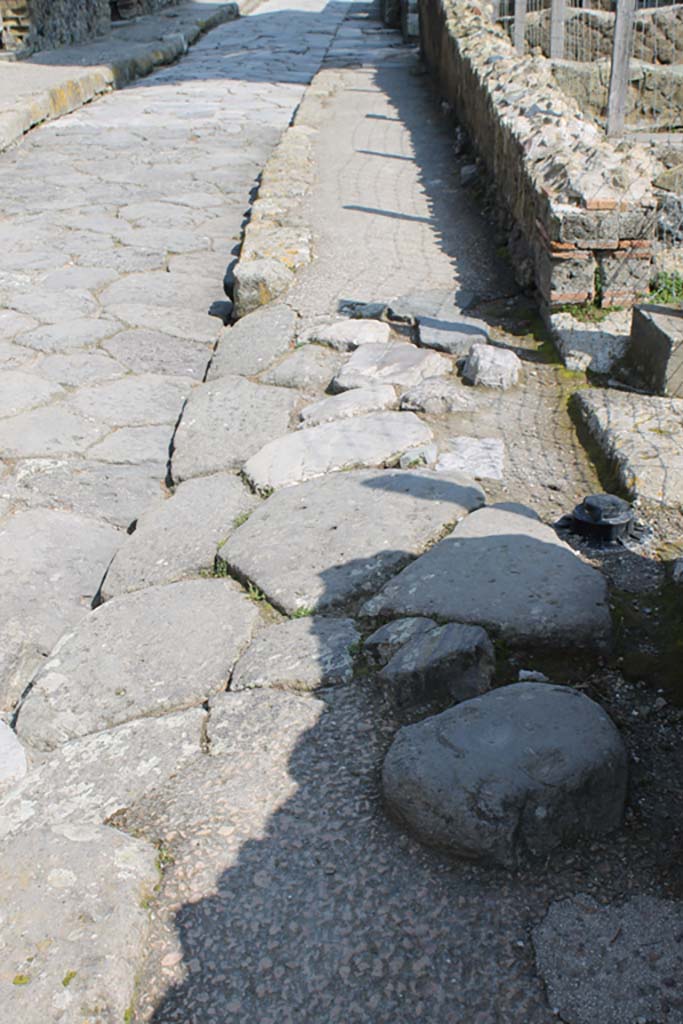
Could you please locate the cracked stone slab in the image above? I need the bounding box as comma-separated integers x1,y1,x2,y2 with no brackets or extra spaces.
66,373,194,428
383,683,627,867
171,375,298,483
332,342,451,392
259,344,344,391
400,377,474,414
0,721,27,793
437,437,505,481
533,894,683,1024
0,708,204,841
299,384,397,427
207,690,324,759
102,329,211,380
363,504,612,650
207,303,297,379
0,824,157,1024
221,468,485,615
0,404,108,458
0,509,120,712
244,412,434,493
231,617,359,693
0,371,63,418
15,580,260,751
308,318,392,351
102,474,259,599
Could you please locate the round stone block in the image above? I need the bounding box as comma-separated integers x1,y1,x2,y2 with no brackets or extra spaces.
382,682,627,867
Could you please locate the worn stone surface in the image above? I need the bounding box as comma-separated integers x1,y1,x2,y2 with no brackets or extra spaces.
573,388,683,506
16,580,260,750
533,894,683,1024
233,257,295,317
383,683,627,866
222,468,485,614
400,376,474,413
34,350,126,387
299,384,397,427
244,411,434,493
418,314,489,355
462,344,521,389
207,303,297,380
0,404,108,458
231,616,359,693
437,436,505,480
626,304,683,398
364,616,438,666
308,318,392,351
399,442,438,468
102,328,211,380
0,824,157,1024
363,504,612,650
171,375,298,483
207,689,324,758
0,709,204,841
0,370,63,417
377,622,494,709
0,721,27,792
87,424,171,465
101,473,259,599
551,309,631,375
66,372,193,427
332,342,451,392
259,344,343,391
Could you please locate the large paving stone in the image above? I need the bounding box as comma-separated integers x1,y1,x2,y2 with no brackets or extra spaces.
207,303,297,379
462,343,521,389
0,404,108,457
207,690,324,758
0,824,157,1024
533,894,683,1024
0,708,204,840
260,344,343,391
363,504,612,650
87,424,171,465
233,257,295,317
308,318,392,351
106,303,220,343
364,616,438,666
103,328,211,380
377,623,494,710
15,580,260,751
332,342,451,392
0,721,27,793
171,375,298,482
221,468,485,615
101,474,259,599
244,412,434,493
573,388,683,506
436,437,505,481
417,315,489,355
99,270,217,311
382,682,627,866
67,373,194,428
14,317,121,354
231,617,359,693
35,351,126,387
0,370,63,417
400,377,474,414
299,384,397,427
0,509,120,712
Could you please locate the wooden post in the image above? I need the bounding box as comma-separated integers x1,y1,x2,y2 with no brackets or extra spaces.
607,0,636,138
549,0,566,59
513,0,527,55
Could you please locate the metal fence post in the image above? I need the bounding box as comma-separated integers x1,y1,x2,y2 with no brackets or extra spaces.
514,0,527,55
607,0,636,137
549,0,566,59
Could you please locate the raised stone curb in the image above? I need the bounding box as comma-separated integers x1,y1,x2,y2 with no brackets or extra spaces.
207,303,297,380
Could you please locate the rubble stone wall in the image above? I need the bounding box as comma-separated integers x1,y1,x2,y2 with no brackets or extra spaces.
419,0,657,308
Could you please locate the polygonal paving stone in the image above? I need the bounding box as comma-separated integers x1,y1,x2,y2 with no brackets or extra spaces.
39,265,118,291
0,309,37,339
207,303,297,379
15,580,260,751
101,474,259,599
400,377,474,414
364,617,438,666
102,329,211,379
0,824,157,1024
417,315,489,355
231,617,359,693
462,344,521,389
332,342,451,392
383,683,627,866
171,375,298,483
244,412,434,493
99,270,217,311
35,351,126,387
436,437,505,481
363,504,612,651
106,303,219,344
13,317,121,354
207,690,323,758
308,318,392,351
259,345,343,391
0,721,27,793
0,371,63,418
66,373,194,427
7,287,99,322
0,708,204,841
0,404,108,458
87,425,171,466
299,384,397,427
221,468,485,615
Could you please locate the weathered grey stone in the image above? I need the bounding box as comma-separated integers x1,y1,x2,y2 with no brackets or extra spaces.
0,824,157,1024
171,375,298,483
0,340,32,370
551,308,630,374
259,345,343,391
231,617,359,693
14,317,121,354
0,509,120,712
332,342,451,392
672,557,683,585
102,474,259,599
207,689,324,759
0,721,27,792
0,308,37,339
417,315,489,355
378,623,494,709
299,385,397,427
0,371,63,417
106,302,220,344
7,287,99,322
0,709,204,840
221,468,485,615
400,377,474,414
462,343,521,389
309,319,392,351
399,443,438,468
40,266,117,292
436,437,505,480
99,270,216,312
626,304,683,397
16,580,260,751
67,373,193,427
233,257,295,317
207,303,297,380
383,682,627,866
244,412,434,493
362,504,612,650
87,425,171,465
533,894,683,1024
0,404,107,457
103,329,211,380
35,350,126,387
364,617,438,666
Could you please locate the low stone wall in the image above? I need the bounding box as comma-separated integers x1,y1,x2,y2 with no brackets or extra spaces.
526,5,683,65
419,0,658,309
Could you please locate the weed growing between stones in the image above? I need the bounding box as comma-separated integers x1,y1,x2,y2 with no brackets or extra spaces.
291,606,314,618
247,582,268,603
61,970,77,988
232,510,252,529
649,270,683,307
